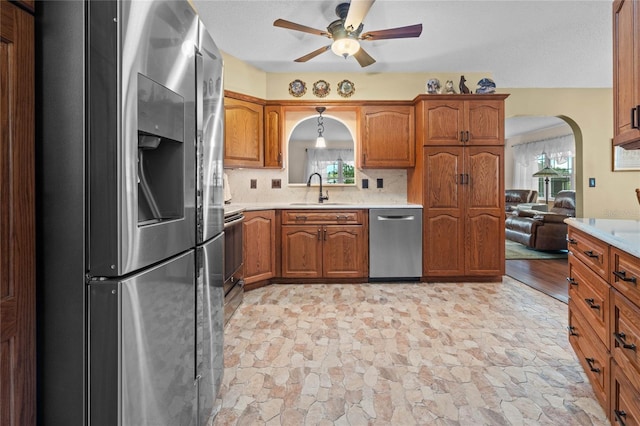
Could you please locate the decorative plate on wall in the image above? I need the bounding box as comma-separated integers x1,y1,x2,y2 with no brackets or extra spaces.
288,79,307,97
337,80,355,98
312,80,330,98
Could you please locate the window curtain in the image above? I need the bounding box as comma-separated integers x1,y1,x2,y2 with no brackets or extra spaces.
304,148,354,181
511,134,574,189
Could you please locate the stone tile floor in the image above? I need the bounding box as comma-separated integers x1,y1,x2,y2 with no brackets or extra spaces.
213,277,608,425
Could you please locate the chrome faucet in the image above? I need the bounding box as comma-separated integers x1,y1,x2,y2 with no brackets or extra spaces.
307,173,329,203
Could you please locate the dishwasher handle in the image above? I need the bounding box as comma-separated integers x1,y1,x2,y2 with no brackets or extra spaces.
376,215,415,221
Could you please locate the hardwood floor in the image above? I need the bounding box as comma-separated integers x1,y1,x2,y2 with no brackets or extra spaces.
506,258,569,303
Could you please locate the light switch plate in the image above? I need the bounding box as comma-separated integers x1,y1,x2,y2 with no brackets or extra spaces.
272,179,281,189
250,179,257,189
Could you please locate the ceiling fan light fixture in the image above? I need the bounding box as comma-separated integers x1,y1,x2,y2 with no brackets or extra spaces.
331,37,360,58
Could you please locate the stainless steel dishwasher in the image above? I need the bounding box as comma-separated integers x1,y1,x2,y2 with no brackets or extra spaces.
369,208,422,280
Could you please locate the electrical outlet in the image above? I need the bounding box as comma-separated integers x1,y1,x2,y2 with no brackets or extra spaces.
362,179,369,189
271,179,281,189
250,179,257,189
589,178,596,187
376,178,383,189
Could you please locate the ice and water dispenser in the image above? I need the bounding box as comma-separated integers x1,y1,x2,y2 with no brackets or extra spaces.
137,74,185,225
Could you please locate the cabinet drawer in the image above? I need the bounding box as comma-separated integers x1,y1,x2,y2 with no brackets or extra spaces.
567,227,609,280
568,301,610,410
611,360,640,426
568,255,610,349
611,247,640,308
611,289,640,393
281,210,363,225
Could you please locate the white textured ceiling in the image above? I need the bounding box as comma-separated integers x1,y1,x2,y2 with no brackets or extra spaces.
194,0,612,88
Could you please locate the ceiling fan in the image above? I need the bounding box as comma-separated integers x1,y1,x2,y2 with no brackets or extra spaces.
273,0,422,67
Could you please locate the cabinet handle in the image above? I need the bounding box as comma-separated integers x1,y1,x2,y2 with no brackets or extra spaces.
632,106,639,129
460,131,465,142
566,237,578,245
317,228,321,240
614,410,627,426
295,215,308,221
613,270,637,284
278,152,282,165
613,332,637,351
336,215,348,220
567,326,578,336
582,250,600,259
584,298,600,310
566,277,578,286
637,105,640,129
324,228,327,241
465,130,470,142
585,357,600,373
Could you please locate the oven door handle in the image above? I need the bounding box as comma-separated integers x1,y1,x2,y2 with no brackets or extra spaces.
224,215,244,228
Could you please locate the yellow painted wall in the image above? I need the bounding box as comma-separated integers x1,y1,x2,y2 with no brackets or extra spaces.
223,52,640,219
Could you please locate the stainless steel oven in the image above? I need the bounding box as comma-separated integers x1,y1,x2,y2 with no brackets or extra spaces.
223,211,244,324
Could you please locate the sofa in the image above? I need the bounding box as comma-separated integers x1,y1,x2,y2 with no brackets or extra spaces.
505,189,539,213
505,190,576,251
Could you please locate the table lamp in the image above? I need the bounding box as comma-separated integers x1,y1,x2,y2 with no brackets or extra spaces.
532,167,560,205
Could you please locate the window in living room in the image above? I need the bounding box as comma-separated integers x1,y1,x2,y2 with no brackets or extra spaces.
535,153,574,199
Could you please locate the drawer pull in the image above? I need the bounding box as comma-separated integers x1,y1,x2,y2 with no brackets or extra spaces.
566,237,578,245
295,215,308,221
614,409,627,426
336,215,349,220
613,270,637,284
584,298,600,310
567,326,578,336
585,357,600,373
614,332,637,351
566,277,578,286
583,250,600,259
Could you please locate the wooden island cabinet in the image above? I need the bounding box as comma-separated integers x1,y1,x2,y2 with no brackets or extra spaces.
566,222,640,424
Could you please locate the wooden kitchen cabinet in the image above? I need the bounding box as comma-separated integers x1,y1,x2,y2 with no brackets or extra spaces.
613,0,640,149
565,225,640,424
264,105,283,168
281,210,367,279
243,210,276,285
359,105,415,168
415,95,505,146
421,146,504,278
224,94,264,168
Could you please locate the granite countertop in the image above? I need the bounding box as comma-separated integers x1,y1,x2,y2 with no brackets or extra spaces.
565,218,640,258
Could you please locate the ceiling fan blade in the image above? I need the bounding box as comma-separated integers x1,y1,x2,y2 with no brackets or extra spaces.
344,0,376,33
353,47,376,67
274,19,330,38
361,23,423,40
294,45,332,63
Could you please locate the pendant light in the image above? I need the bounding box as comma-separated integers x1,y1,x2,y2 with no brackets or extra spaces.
315,106,327,148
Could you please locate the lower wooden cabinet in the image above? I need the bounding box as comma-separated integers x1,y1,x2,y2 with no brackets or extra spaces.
281,210,368,279
611,360,640,425
243,210,276,284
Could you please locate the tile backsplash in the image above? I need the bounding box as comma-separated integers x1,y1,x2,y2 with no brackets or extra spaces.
224,168,408,205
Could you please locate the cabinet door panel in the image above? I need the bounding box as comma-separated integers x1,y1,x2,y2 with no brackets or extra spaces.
281,226,322,278
424,214,464,276
465,146,504,275
323,226,366,278
465,101,504,145
613,0,640,146
360,106,414,168
423,148,462,209
224,97,263,167
243,210,276,284
423,101,464,145
264,105,282,168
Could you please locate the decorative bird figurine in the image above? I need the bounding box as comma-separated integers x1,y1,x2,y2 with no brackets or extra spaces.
459,75,470,94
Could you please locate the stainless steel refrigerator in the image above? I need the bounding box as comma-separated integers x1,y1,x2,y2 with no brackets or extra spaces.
38,1,225,424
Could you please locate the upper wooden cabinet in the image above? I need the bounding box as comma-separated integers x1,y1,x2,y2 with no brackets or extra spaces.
264,105,283,168
360,105,415,168
613,0,640,149
224,95,264,167
415,95,507,146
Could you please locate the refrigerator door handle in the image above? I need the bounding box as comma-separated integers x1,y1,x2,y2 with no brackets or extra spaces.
196,53,203,135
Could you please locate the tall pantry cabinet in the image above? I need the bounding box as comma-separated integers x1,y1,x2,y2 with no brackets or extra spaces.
408,94,508,280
